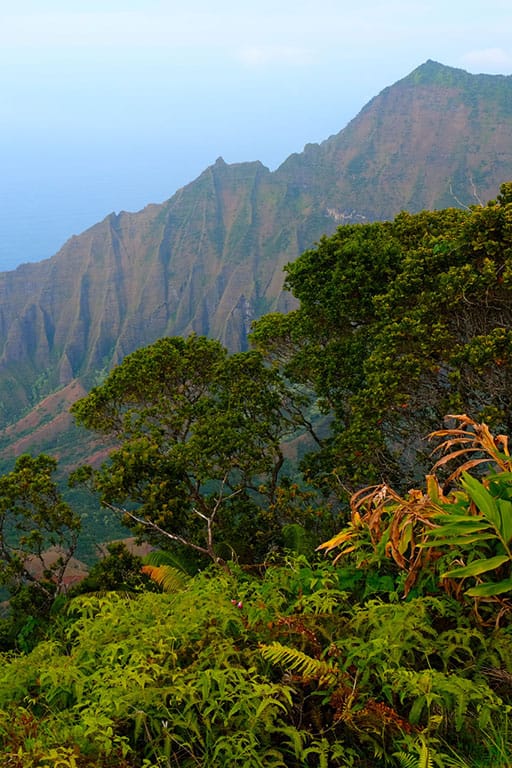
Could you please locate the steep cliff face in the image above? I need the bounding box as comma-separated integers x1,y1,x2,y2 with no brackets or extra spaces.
0,159,310,421
1,60,512,433
276,60,512,216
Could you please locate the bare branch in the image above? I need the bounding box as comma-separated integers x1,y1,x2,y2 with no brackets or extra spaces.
103,502,212,560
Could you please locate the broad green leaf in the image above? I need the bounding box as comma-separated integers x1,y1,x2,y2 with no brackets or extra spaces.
398,521,413,554
430,513,487,524
442,554,509,579
408,695,426,725
488,467,512,482
427,521,492,538
460,473,501,528
497,498,512,544
419,533,495,548
466,578,512,597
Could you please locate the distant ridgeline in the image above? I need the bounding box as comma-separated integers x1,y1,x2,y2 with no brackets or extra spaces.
0,60,512,465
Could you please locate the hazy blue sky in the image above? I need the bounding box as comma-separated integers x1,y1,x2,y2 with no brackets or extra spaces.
1,1,512,271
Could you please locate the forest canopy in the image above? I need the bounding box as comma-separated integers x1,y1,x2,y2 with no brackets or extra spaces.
70,334,321,567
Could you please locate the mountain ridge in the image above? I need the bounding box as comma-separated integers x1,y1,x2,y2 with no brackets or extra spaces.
1,59,512,461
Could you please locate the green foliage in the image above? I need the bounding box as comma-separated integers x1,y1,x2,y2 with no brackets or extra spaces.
70,541,154,596
0,454,80,592
260,641,338,683
426,468,512,598
71,334,316,566
393,736,435,768
0,454,81,650
0,555,510,766
0,564,293,766
252,185,512,491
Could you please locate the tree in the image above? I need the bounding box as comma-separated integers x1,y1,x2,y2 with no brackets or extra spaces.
70,541,154,595
251,183,512,492
0,454,81,600
0,453,81,650
71,334,315,566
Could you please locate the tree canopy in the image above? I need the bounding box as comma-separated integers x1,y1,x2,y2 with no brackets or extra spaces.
71,334,316,565
0,453,81,650
251,183,512,491
0,454,80,602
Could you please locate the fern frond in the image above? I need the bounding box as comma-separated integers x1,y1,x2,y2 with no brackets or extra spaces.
260,641,337,683
141,564,189,593
143,549,191,574
394,737,435,768
418,739,434,768
394,753,419,768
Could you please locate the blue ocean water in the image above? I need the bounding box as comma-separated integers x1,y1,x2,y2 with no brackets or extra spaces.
0,167,174,273
0,145,213,273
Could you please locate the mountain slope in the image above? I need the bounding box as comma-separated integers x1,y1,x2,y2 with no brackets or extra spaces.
1,60,512,448
276,59,512,214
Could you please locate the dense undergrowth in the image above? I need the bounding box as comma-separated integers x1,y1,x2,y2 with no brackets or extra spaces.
1,417,512,766
0,545,511,767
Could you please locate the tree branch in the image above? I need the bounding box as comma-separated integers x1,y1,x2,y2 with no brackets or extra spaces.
103,502,230,569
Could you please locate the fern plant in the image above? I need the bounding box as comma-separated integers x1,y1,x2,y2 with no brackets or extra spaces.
260,641,339,685
141,563,190,593
394,736,434,768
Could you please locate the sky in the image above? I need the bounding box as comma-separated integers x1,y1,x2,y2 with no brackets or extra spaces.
1,1,512,272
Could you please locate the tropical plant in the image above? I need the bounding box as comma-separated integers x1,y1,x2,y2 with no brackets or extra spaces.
317,475,448,597
319,415,512,618
141,549,191,592
423,415,512,606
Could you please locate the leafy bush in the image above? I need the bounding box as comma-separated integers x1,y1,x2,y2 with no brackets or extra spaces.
0,553,510,766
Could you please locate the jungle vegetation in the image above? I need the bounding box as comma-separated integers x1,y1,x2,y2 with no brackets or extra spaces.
0,185,512,766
